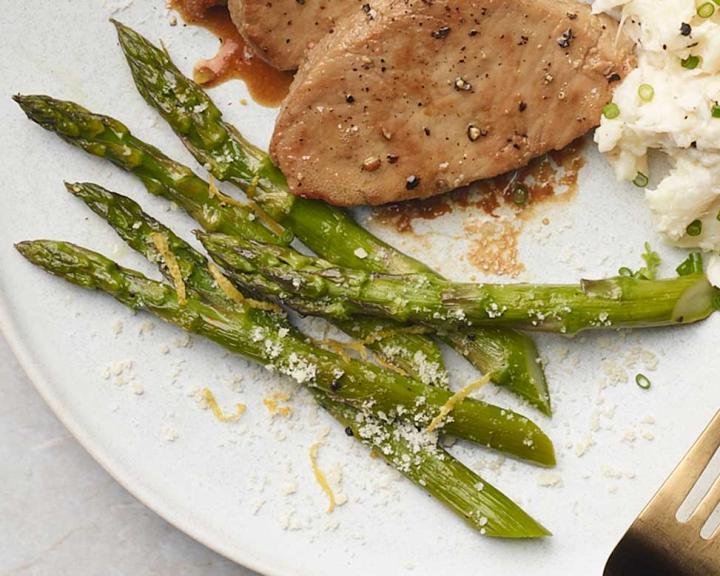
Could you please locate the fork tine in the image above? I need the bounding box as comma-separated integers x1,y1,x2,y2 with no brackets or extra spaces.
687,474,720,531
646,411,720,512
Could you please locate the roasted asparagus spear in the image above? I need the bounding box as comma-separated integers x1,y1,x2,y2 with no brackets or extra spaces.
199,233,719,334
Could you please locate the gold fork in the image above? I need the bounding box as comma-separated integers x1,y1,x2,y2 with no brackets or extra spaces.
604,410,720,576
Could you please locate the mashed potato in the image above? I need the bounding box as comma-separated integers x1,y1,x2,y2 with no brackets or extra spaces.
593,0,720,284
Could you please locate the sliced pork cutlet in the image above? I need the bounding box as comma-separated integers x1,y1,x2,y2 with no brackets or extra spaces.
228,0,363,71
270,0,635,206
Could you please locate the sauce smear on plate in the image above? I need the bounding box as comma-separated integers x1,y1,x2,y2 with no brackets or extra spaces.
372,138,587,276
170,0,293,106
374,138,587,232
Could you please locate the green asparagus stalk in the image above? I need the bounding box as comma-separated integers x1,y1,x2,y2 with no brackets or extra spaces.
11,97,279,244
317,394,550,537
17,238,554,465
66,181,239,308
65,182,547,536
200,233,719,334
111,21,551,413
442,330,547,411
15,95,448,389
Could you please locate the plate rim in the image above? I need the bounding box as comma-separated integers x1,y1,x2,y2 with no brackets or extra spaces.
0,289,288,576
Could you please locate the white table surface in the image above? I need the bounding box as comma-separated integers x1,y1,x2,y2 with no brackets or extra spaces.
0,333,259,576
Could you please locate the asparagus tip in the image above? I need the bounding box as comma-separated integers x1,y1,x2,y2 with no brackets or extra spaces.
64,181,97,196
12,93,44,110
12,93,31,114
14,240,47,265
12,94,58,127
65,181,90,201
14,240,32,255
111,19,135,50
112,18,140,46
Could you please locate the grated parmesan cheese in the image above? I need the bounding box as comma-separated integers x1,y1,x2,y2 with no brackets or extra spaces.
138,320,155,335
537,473,564,488
161,424,179,442
111,320,124,336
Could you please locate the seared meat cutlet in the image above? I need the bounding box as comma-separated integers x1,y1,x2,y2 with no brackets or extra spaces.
270,0,635,206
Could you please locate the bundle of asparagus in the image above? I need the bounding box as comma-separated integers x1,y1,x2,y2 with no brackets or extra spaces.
14,92,557,536
12,22,719,539
17,182,550,537
15,93,551,413
14,141,553,537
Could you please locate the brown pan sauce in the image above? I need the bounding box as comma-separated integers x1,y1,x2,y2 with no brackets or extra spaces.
372,138,588,276
169,0,292,107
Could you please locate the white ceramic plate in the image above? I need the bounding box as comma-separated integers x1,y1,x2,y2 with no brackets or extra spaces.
3,2,720,575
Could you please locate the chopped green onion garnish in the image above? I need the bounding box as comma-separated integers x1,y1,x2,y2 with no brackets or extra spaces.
510,182,529,205
618,243,662,280
635,373,651,389
635,373,651,390
602,102,620,119
682,55,701,69
676,252,704,276
633,171,649,187
638,84,654,102
638,242,661,280
713,105,720,118
713,292,720,311
698,2,715,17
686,219,703,236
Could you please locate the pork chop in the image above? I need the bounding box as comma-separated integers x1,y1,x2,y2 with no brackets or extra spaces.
270,0,635,206
228,0,363,71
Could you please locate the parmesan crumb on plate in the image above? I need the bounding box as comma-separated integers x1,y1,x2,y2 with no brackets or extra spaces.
536,473,564,488
161,424,179,442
